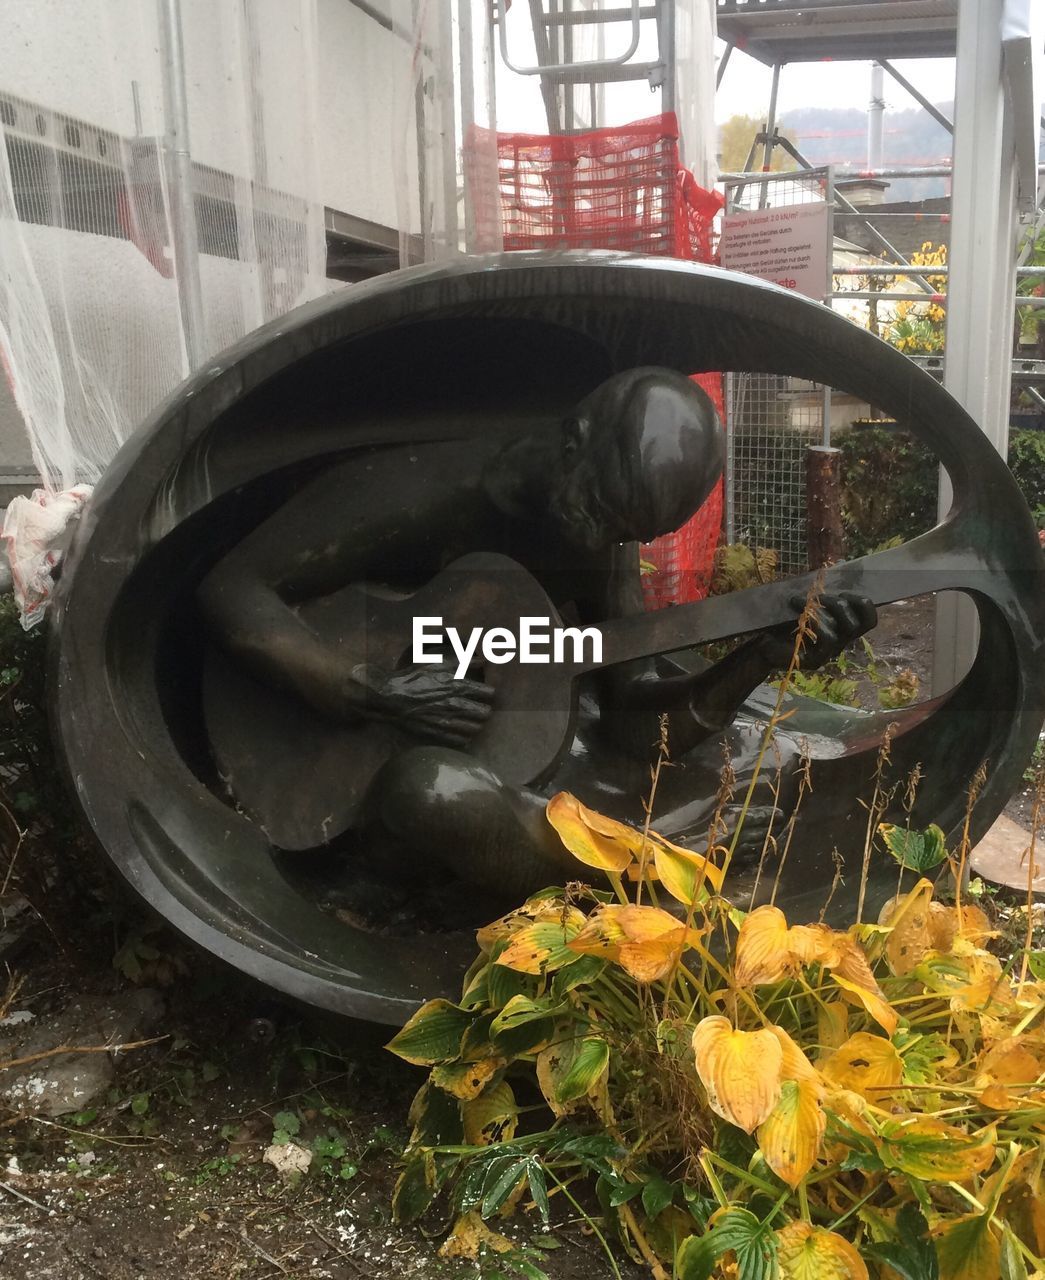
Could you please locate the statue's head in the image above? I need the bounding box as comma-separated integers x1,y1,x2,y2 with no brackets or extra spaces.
550,367,724,552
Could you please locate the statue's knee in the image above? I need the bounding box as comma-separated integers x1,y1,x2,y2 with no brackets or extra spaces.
371,746,502,842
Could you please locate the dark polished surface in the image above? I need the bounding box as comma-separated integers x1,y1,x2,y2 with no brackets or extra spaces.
51,252,1045,1025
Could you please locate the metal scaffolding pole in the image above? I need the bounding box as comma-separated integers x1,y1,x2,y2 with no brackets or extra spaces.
933,0,1020,693
158,0,207,372
867,63,884,169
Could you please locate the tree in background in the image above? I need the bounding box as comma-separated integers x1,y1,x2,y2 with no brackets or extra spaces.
718,114,798,173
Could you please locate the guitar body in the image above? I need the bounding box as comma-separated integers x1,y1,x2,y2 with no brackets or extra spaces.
202,553,578,850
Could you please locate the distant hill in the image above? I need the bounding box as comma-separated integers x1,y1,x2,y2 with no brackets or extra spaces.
778,103,954,201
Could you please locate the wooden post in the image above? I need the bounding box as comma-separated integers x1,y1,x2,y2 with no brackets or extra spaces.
806,445,844,568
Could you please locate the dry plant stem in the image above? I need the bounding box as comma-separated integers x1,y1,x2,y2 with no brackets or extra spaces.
769,741,813,909
0,1035,166,1073
1018,765,1045,993
954,762,987,917
619,1199,669,1280
748,763,783,909
723,576,825,883
855,723,897,924
635,716,671,909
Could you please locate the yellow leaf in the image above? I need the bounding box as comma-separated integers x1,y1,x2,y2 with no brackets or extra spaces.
818,1003,849,1053
821,1032,902,1100
734,906,867,989
650,836,724,904
879,879,935,976
545,792,641,873
928,901,993,952
758,1077,826,1188
430,1057,504,1101
768,1024,821,1083
831,973,899,1037
568,904,696,984
776,1221,869,1280
439,1211,513,1260
734,906,795,985
461,1080,517,1146
692,1016,784,1133
495,907,587,974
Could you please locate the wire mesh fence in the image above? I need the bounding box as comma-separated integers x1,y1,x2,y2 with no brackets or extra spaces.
723,168,832,576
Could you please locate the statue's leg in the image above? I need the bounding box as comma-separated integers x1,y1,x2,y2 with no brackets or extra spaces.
365,746,576,900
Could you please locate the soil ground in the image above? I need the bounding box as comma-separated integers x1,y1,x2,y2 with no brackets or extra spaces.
0,923,630,1280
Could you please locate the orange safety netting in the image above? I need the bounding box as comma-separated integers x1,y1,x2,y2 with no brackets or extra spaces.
469,113,724,608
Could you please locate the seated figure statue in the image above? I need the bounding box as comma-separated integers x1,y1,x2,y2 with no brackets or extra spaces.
198,368,875,901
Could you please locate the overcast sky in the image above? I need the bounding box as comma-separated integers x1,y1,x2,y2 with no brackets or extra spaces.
714,46,957,123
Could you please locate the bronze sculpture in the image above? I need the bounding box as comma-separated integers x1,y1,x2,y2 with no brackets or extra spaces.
197,366,876,900
51,253,1045,1024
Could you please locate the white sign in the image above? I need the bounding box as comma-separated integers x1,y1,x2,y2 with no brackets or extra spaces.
719,201,831,300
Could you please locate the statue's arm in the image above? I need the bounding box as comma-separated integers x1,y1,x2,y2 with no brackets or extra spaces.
588,552,875,750
197,456,494,743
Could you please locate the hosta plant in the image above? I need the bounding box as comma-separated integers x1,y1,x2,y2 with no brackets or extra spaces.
387,789,1045,1280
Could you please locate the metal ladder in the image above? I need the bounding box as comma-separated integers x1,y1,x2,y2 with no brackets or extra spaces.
493,0,676,135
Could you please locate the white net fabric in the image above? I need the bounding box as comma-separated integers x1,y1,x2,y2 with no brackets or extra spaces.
0,0,500,622
0,0,329,496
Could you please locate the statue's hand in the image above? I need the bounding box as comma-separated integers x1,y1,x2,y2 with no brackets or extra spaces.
757,592,877,672
361,662,495,748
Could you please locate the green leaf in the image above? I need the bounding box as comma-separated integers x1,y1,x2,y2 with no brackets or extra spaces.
481,1157,528,1217
385,999,474,1066
554,1037,609,1104
550,954,607,998
528,1161,550,1226
677,1209,778,1280
392,1151,437,1224
641,1176,675,1221
864,1204,939,1280
408,1081,465,1147
272,1110,300,1137
879,823,948,871
1024,950,1045,982
999,1228,1026,1280
934,1211,1000,1280
488,940,538,1008
130,1093,150,1117
490,996,560,1038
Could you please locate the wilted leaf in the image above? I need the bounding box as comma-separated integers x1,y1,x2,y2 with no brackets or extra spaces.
880,1117,996,1182
757,1077,826,1188
495,909,587,974
734,906,829,985
831,973,899,1037
929,902,992,952
386,1000,474,1066
776,1221,869,1279
461,1080,517,1146
821,1032,902,1099
568,903,697,983
439,1210,513,1259
692,1016,784,1133
933,1211,1000,1280
545,792,641,872
430,1057,504,1101
879,823,948,872
880,879,935,976
392,1151,438,1224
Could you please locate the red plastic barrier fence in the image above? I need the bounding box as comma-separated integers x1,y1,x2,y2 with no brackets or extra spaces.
466,113,725,608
